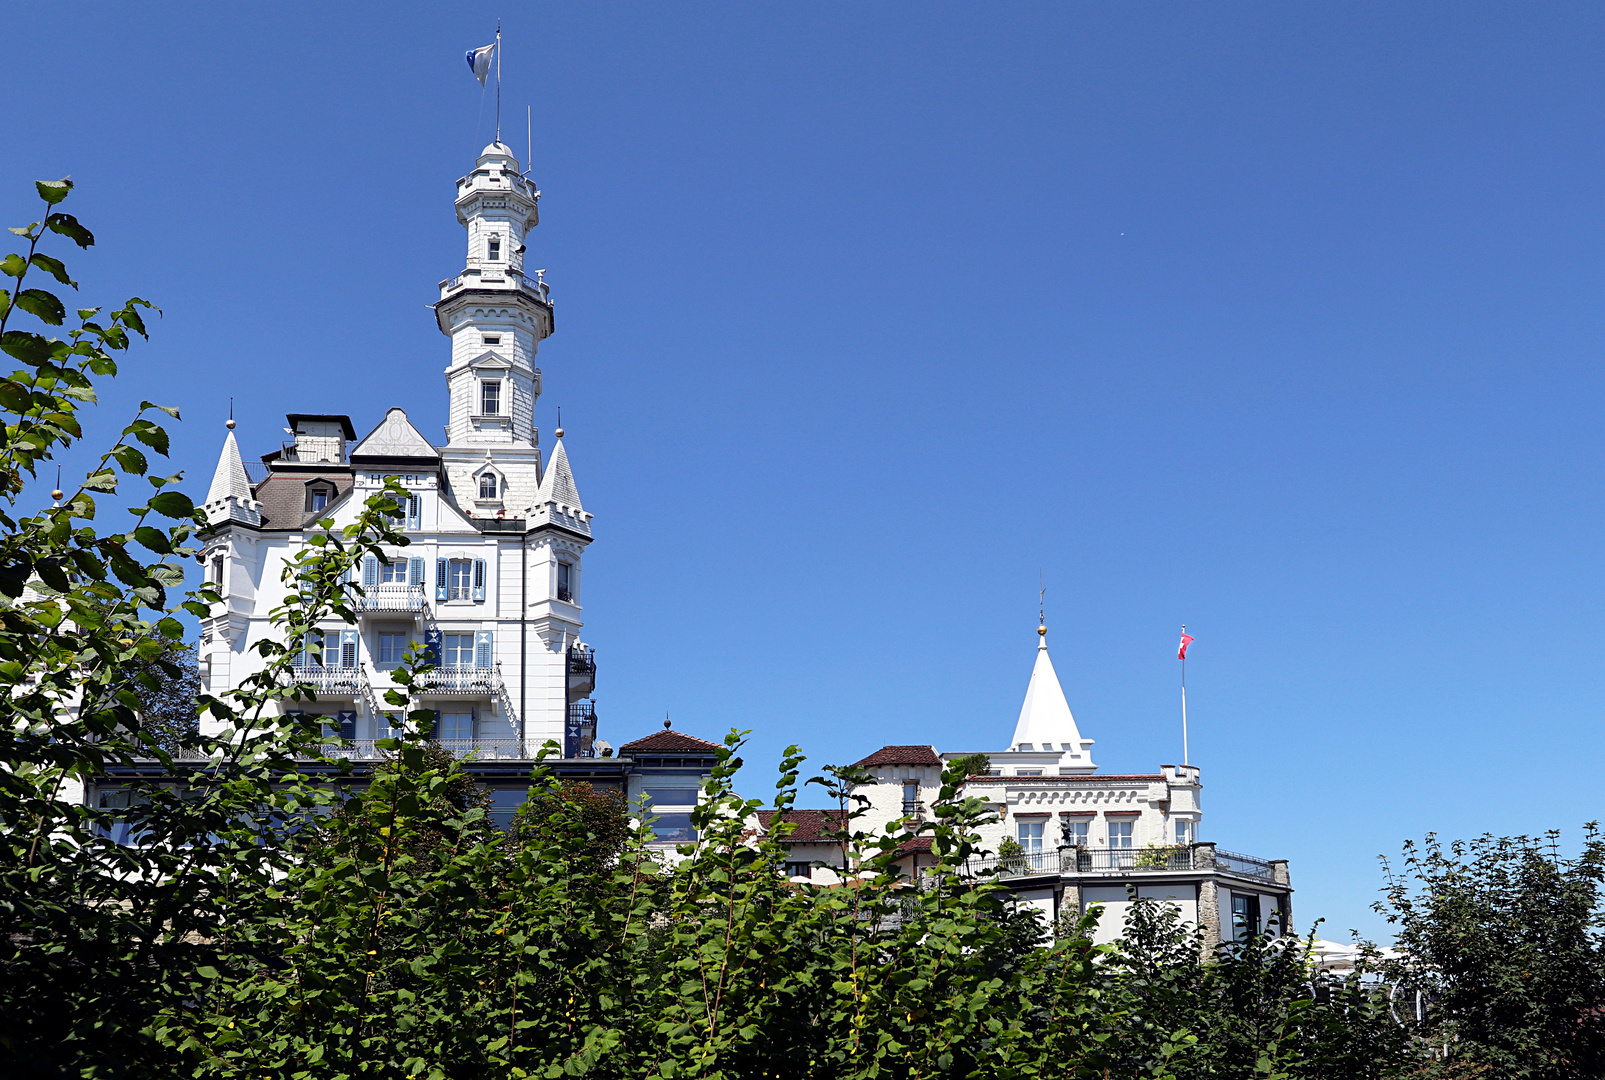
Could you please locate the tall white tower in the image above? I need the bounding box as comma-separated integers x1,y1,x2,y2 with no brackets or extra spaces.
434,141,553,512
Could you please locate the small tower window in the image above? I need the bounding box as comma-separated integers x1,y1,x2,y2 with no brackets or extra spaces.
305,484,333,513
556,561,573,603
480,380,501,416
482,334,501,345
487,237,501,261
478,472,498,500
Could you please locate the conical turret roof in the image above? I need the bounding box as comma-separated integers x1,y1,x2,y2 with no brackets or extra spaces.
538,438,582,510
1009,631,1086,751
206,430,252,505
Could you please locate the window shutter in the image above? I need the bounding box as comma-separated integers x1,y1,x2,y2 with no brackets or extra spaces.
435,559,448,602
363,555,378,589
424,628,443,665
472,559,486,602
339,629,358,667
475,630,493,669
406,495,421,531
408,557,425,587
337,709,357,740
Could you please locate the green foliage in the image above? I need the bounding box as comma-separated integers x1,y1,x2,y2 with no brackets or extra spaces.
947,752,991,779
1377,827,1605,1079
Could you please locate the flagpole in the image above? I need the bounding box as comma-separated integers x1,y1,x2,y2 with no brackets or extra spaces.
1180,624,1189,767
495,21,503,145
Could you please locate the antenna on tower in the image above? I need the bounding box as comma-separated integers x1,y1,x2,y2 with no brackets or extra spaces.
495,20,503,146
1038,570,1047,638
526,104,533,177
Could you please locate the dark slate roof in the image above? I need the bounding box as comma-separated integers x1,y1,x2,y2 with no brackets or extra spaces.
853,745,942,768
252,471,354,530
618,729,722,754
755,809,849,842
287,414,357,440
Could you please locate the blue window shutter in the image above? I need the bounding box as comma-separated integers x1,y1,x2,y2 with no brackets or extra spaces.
363,555,378,588
424,628,443,665
337,709,357,740
475,630,493,669
472,559,486,602
407,495,421,531
435,559,448,602
340,629,358,667
408,557,425,587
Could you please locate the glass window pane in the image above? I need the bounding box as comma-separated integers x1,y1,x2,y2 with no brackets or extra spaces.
643,787,699,807
443,634,474,665
438,712,473,741
650,812,697,843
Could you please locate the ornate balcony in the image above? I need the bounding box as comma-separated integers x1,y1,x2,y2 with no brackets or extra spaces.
567,644,596,699
355,583,426,616
417,664,501,695
287,664,364,695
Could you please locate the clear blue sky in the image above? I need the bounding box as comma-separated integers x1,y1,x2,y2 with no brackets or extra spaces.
6,3,1605,941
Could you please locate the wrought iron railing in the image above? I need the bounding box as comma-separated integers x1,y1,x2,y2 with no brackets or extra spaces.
310,738,541,761
1061,846,1194,873
1215,848,1276,882
356,583,425,613
567,645,595,676
417,665,500,693
287,665,364,693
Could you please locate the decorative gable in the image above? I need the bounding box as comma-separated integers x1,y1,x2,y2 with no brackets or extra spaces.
350,408,440,462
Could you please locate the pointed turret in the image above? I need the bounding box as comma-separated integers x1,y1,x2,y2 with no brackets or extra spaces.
204,424,261,526
1009,625,1095,768
538,438,583,511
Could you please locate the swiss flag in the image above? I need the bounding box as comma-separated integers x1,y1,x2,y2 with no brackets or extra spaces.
1177,631,1194,661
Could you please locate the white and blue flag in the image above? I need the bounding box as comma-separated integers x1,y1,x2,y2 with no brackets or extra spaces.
466,42,496,86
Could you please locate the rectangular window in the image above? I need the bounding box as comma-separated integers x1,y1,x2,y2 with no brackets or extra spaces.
378,633,409,664
784,862,812,879
487,788,525,831
556,561,573,602
1016,770,1042,777
650,812,697,844
1016,820,1046,870
209,554,225,585
298,631,325,668
1061,819,1089,847
487,237,501,261
447,559,474,600
482,334,501,345
377,713,404,740
437,711,474,743
308,489,328,513
379,559,409,584
1107,820,1134,849
481,380,501,415
442,633,476,666
1232,893,1261,941
643,787,699,807
1174,820,1193,846
902,781,920,814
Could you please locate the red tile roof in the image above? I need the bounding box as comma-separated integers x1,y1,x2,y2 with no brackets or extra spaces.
755,809,850,843
618,730,722,754
853,745,942,768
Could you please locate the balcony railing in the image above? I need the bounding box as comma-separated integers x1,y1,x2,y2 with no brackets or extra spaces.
1215,848,1276,882
287,665,364,694
308,738,543,762
1062,846,1194,873
356,583,426,614
417,664,501,694
567,645,595,676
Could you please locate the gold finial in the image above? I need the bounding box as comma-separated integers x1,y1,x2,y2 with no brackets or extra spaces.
226,397,235,430
1038,570,1046,635
554,405,563,439
51,465,62,505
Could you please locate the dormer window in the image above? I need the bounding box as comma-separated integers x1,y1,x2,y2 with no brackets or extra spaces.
480,380,501,416
487,237,501,261
305,483,335,513
478,473,498,500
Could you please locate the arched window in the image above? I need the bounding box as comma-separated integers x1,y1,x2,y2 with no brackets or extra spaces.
478,472,498,499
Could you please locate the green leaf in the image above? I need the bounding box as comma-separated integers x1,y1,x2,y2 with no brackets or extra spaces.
111,445,147,475
141,401,179,420
133,526,171,555
83,470,117,492
148,491,193,518
131,424,169,456
34,557,69,593
1,330,52,364
29,253,75,288
0,253,25,277
15,289,65,325
35,178,73,205
44,212,93,248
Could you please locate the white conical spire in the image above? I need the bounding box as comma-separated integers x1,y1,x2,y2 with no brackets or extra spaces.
206,429,251,505
1009,627,1088,753
537,438,583,511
